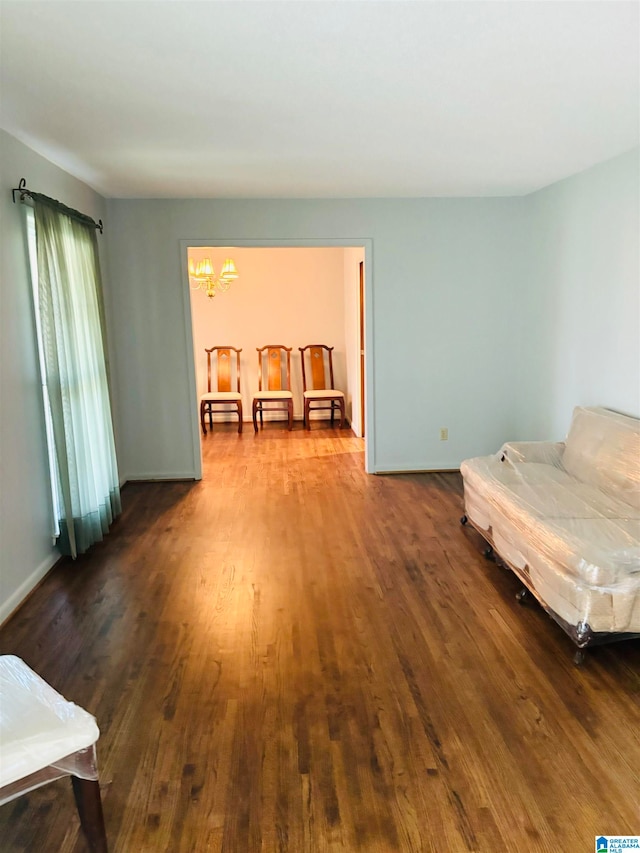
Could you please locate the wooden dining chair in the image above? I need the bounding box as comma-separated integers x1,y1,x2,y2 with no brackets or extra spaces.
200,347,243,435
298,345,345,430
252,346,293,432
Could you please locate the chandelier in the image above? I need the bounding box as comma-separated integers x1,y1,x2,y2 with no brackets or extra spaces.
189,256,238,298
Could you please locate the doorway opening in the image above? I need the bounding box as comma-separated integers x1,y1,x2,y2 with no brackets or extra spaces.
180,240,371,477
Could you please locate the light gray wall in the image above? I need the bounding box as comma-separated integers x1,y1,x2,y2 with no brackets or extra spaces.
0,130,109,623
105,196,528,478
518,147,640,439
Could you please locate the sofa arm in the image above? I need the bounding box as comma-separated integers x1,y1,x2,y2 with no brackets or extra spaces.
499,441,566,466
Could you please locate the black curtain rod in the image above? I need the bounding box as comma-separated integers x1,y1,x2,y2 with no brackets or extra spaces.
11,178,104,234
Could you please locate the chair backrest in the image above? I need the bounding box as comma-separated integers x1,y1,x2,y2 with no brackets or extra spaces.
205,347,242,393
256,345,292,391
299,344,335,391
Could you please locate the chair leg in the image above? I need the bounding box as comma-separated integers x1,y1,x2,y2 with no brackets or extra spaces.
331,402,335,425
288,399,294,430
71,777,108,853
237,402,243,434
252,400,259,433
200,402,207,435
338,399,345,429
305,400,311,431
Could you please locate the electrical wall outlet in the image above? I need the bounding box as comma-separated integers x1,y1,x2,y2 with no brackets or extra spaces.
440,427,448,441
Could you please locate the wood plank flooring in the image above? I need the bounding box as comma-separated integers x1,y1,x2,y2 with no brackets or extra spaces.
0,424,638,852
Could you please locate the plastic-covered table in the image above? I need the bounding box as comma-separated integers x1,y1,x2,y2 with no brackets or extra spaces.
0,655,108,851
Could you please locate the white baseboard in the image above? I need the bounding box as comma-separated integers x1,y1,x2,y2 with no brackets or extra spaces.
373,464,461,474
205,415,302,422
122,472,198,483
203,415,341,424
0,551,59,627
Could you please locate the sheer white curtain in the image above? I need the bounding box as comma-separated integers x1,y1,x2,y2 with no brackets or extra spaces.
30,195,120,558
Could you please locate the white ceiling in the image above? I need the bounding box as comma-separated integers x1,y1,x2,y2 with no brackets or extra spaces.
1,1,638,199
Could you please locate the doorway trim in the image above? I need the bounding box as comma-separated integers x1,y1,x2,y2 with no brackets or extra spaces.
179,237,374,479
359,259,365,440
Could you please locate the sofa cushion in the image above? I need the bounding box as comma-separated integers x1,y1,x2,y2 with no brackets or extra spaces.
562,407,640,509
460,454,640,589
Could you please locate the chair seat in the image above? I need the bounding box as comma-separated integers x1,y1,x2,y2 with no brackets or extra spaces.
253,390,293,400
201,391,242,401
303,389,344,399
0,656,99,789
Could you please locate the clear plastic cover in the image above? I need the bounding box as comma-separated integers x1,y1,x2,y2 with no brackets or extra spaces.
562,406,640,509
0,655,100,793
461,407,640,635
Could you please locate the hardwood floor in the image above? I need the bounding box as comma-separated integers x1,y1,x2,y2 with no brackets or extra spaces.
1,424,638,852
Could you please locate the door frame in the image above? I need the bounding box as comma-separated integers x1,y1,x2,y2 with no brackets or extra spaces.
179,237,374,479
359,259,365,440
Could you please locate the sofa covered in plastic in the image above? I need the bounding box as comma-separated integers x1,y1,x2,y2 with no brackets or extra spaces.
460,406,640,654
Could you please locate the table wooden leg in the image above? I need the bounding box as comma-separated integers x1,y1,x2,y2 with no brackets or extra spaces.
71,777,108,853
